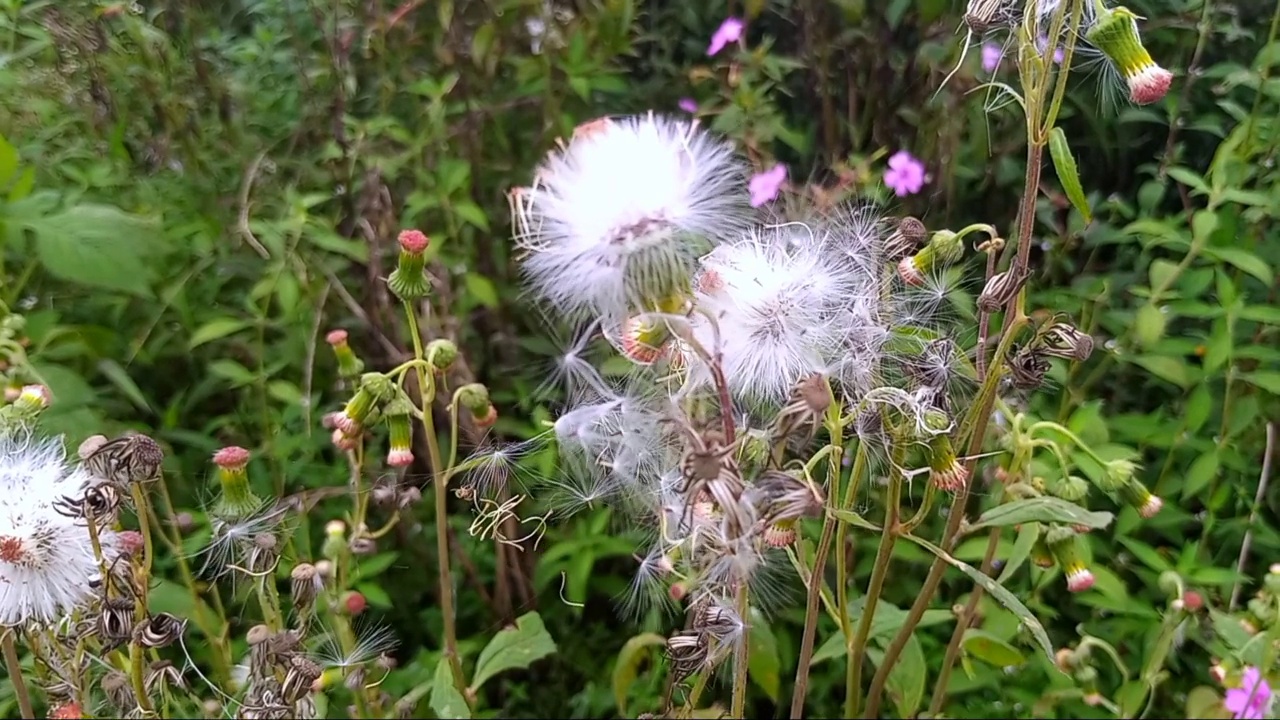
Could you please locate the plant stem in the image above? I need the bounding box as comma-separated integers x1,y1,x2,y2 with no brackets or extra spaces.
789,402,847,718
729,585,751,718
846,459,902,718
926,526,1002,714
403,301,467,693
2,631,34,719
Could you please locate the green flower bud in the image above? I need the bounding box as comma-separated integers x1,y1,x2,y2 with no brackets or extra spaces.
898,230,964,286
387,230,432,301
456,383,490,414
384,394,415,468
1048,533,1094,593
211,446,261,519
1118,476,1163,519
426,339,459,371
1097,458,1138,492
1047,474,1091,503
326,329,365,379
1085,6,1173,106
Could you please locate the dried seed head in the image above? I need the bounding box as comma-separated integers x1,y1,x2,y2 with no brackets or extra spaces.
349,537,377,555
282,656,322,703
135,612,187,648
97,597,136,651
247,623,273,646
977,267,1030,313
83,434,165,485
884,216,928,261
100,670,134,712
145,659,187,696
1007,345,1049,390
665,630,709,683
397,486,422,509
1039,322,1094,362
78,435,109,460
290,563,320,610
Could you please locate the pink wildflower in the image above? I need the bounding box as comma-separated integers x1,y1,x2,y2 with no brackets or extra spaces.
982,43,1003,72
748,164,787,207
678,97,698,114
884,151,926,197
707,17,744,56
1225,667,1272,720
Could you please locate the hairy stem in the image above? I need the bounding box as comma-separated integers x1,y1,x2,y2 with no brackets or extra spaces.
2,631,34,719
404,302,467,694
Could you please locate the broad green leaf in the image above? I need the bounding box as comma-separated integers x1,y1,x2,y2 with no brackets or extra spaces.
961,628,1025,667
1148,258,1180,292
612,633,665,716
1116,537,1173,573
997,522,1041,584
1202,247,1274,286
971,497,1113,531
207,359,257,387
1134,304,1167,347
470,611,557,692
464,272,500,309
0,134,17,188
1192,209,1220,244
747,609,781,702
1241,371,1280,395
1180,450,1220,499
188,318,254,350
1127,355,1191,389
865,633,927,718
354,582,392,609
1048,127,1092,222
902,533,1055,662
24,204,163,297
1166,166,1209,195
430,657,470,719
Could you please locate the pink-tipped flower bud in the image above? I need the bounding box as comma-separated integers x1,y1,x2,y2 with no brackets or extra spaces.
1086,6,1173,105
621,315,671,365
383,394,414,468
16,384,51,411
337,373,396,434
342,590,367,616
212,446,250,471
472,404,498,430
326,329,365,378
1119,476,1162,519
1048,531,1094,593
763,521,797,548
211,446,260,520
331,428,359,451
388,229,432,300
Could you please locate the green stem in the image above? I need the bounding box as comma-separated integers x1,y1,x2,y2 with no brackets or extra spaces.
403,302,467,694
925,526,1002,714
2,631,34,719
846,451,902,718
729,585,751,718
789,406,848,718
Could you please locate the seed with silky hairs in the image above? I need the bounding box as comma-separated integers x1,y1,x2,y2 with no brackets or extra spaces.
291,563,320,610
135,612,187,648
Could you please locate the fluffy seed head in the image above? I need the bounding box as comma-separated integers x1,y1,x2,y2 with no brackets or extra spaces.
0,434,119,627
513,113,750,325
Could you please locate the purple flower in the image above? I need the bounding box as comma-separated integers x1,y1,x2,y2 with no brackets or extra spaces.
884,151,926,197
1036,34,1065,64
982,43,1003,73
678,97,698,114
749,164,787,207
707,17,744,56
1225,668,1272,720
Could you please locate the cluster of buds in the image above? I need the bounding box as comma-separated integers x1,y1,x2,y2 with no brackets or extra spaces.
1097,458,1162,518
897,228,965,287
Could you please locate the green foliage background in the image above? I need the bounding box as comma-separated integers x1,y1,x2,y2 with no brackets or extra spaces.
1,0,1277,717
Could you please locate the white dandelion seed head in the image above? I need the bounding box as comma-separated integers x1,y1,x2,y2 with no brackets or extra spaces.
687,223,877,403
514,113,751,324
0,433,114,628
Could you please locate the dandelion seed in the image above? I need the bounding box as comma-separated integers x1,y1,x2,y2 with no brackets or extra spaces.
0,434,119,627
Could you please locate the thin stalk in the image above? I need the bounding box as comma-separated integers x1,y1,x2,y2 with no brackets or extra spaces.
729,585,751,718
403,302,466,693
846,455,902,718
926,526,1002,714
2,631,34,719
789,399,847,717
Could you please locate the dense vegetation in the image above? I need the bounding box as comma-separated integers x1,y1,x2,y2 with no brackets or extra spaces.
0,0,1277,718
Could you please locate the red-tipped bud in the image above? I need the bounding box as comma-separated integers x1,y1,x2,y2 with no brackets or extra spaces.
343,590,367,616
212,446,250,471
397,229,429,255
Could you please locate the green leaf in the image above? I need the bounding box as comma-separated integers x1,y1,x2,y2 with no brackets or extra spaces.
961,628,1026,667
354,582,392,609
1116,537,1172,573
1241,371,1280,395
188,318,254,350
24,204,163,297
1202,247,1274,286
865,632,927,718
971,497,1112,531
1134,304,1168,347
207,359,257,388
1127,355,1190,389
902,533,1055,662
430,657,470,719
747,609,781,702
452,200,491,231
1048,127,1092,222
470,611,557,692
96,359,151,413
1166,166,1210,195
997,522,1042,584
612,633,665,716
0,134,17,188
1148,258,1180,292
1181,450,1220,499
829,508,880,532
464,272,500,309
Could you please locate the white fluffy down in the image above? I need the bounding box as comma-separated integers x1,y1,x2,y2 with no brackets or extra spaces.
0,434,113,627
685,224,883,404
514,114,749,323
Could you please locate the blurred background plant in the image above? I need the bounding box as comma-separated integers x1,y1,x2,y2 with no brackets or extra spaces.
0,0,1277,718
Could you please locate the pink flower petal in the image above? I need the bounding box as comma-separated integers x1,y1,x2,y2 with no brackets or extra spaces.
707,17,745,56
